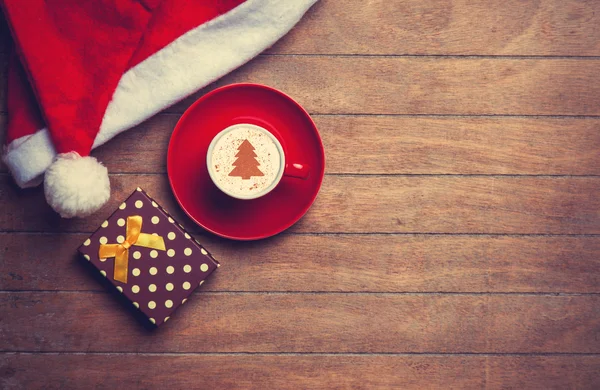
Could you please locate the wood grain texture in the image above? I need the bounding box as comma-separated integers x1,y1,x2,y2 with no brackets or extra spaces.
4,114,598,175
172,57,600,116
2,234,599,293
271,0,600,56
5,57,600,116
2,292,599,353
1,354,599,390
3,56,600,117
318,116,600,175
1,174,598,234
1,2,599,388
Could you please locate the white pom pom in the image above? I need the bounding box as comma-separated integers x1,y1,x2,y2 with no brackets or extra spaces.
44,152,111,218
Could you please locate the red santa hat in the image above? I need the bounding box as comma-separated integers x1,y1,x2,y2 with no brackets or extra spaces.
1,0,316,217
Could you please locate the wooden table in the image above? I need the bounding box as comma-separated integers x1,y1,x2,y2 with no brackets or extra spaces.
1,1,600,388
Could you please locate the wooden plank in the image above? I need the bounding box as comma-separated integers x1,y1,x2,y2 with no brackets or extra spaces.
3,59,600,125
301,176,600,234
2,0,600,62
4,12,600,114
4,115,596,175
172,57,600,116
1,354,599,389
2,234,599,293
318,116,600,175
2,59,600,120
1,174,599,234
270,0,600,56
1,292,598,353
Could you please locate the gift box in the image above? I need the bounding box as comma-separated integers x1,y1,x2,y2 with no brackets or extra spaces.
78,187,219,327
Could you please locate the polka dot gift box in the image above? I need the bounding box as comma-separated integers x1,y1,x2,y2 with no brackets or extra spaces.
78,187,219,327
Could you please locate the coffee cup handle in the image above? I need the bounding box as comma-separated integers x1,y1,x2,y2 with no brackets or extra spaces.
284,163,310,180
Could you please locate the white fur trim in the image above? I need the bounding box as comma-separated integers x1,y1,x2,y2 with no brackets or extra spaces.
44,152,110,218
94,0,317,147
2,128,54,187
4,0,316,187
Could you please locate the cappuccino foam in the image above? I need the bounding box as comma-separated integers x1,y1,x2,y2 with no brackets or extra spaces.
209,125,283,198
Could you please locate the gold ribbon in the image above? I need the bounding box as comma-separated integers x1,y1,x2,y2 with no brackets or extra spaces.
98,215,166,283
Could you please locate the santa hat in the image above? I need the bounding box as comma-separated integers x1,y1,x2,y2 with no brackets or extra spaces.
1,0,317,218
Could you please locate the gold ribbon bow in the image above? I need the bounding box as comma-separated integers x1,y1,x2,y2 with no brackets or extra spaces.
98,215,166,283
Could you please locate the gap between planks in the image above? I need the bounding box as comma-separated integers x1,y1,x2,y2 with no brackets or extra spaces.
4,112,600,117
1,231,599,237
4,112,600,119
2,172,600,178
262,54,600,60
2,352,600,357
1,291,598,296
112,173,600,178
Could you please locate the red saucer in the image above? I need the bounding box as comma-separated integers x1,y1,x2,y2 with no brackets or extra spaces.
167,83,325,240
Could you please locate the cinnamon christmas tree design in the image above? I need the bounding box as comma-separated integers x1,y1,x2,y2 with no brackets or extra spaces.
228,139,264,180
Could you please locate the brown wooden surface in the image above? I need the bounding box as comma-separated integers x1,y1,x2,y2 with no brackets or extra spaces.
3,293,600,353
270,0,600,56
1,0,600,389
172,57,600,116
2,175,599,234
3,355,599,390
5,114,599,175
2,234,599,293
